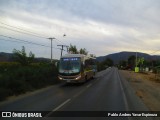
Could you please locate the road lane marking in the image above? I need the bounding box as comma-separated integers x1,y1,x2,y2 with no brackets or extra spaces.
73,83,93,98
116,70,132,120
45,99,71,117
86,83,92,88
52,99,71,111
117,71,129,111
46,77,98,117
73,91,83,98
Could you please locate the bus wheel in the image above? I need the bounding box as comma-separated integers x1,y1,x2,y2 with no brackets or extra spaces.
91,76,94,79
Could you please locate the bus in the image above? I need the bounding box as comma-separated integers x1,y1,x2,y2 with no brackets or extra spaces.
58,54,97,83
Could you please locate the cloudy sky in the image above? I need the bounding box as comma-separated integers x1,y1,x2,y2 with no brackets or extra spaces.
0,0,160,59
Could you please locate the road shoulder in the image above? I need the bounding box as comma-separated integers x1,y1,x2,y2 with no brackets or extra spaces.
119,70,160,111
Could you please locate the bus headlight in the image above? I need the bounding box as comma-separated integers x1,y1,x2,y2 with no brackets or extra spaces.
58,76,63,80
75,75,81,80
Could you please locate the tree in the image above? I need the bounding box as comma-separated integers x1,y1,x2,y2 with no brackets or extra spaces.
119,60,127,69
68,44,89,55
13,46,35,66
128,55,136,69
68,44,79,54
79,48,88,55
90,54,96,58
97,61,105,71
103,58,114,67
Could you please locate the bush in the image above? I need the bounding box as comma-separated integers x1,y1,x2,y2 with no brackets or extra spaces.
0,88,12,101
0,62,58,101
0,62,20,73
97,62,106,71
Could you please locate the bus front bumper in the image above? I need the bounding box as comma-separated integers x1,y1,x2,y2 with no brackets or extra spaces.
58,75,84,83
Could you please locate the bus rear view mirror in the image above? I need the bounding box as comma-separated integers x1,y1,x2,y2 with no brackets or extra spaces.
83,62,85,66
55,62,58,67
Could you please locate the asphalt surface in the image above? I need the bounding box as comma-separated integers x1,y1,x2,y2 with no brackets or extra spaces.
0,67,158,120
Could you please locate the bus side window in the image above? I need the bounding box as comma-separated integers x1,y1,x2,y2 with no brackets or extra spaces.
81,63,84,72
84,60,88,68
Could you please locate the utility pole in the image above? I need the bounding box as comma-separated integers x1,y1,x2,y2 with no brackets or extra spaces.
48,37,55,63
57,45,69,57
136,52,137,67
66,46,69,53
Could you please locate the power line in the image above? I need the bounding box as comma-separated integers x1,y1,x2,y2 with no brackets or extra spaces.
0,35,61,50
57,45,69,56
0,25,66,45
0,35,49,47
150,49,160,55
0,26,47,39
55,38,65,44
56,33,68,45
0,22,48,38
0,21,66,44
0,38,53,50
0,38,32,45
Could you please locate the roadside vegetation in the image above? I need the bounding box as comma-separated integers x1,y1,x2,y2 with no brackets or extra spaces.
0,45,96,101
118,55,160,73
118,55,160,82
121,70,160,111
0,46,58,101
68,44,88,55
97,58,114,71
68,44,114,72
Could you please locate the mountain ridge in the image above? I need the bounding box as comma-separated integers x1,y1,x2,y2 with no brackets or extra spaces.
96,51,160,64
0,52,51,62
0,51,160,64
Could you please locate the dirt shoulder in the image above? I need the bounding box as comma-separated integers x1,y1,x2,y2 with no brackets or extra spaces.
120,70,160,111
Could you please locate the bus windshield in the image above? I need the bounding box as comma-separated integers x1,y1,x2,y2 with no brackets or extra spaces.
59,57,81,74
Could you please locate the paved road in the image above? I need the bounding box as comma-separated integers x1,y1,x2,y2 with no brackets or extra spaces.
0,67,157,120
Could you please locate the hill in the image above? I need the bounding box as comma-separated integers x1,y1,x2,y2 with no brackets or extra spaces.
0,52,13,62
96,51,160,64
0,52,52,62
1,52,160,64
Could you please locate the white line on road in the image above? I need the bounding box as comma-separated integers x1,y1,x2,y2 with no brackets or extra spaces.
52,99,71,111
72,83,93,98
45,99,71,117
73,89,86,98
46,78,96,117
86,83,92,88
116,70,132,120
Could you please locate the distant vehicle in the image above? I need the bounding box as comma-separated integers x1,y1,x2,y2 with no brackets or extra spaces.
58,54,97,83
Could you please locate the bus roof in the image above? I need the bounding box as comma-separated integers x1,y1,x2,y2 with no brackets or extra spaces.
61,54,85,58
61,54,96,61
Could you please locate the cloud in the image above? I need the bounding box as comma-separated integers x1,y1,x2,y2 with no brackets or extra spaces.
0,0,160,58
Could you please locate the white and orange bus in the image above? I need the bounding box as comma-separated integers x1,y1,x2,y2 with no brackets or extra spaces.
58,54,97,83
